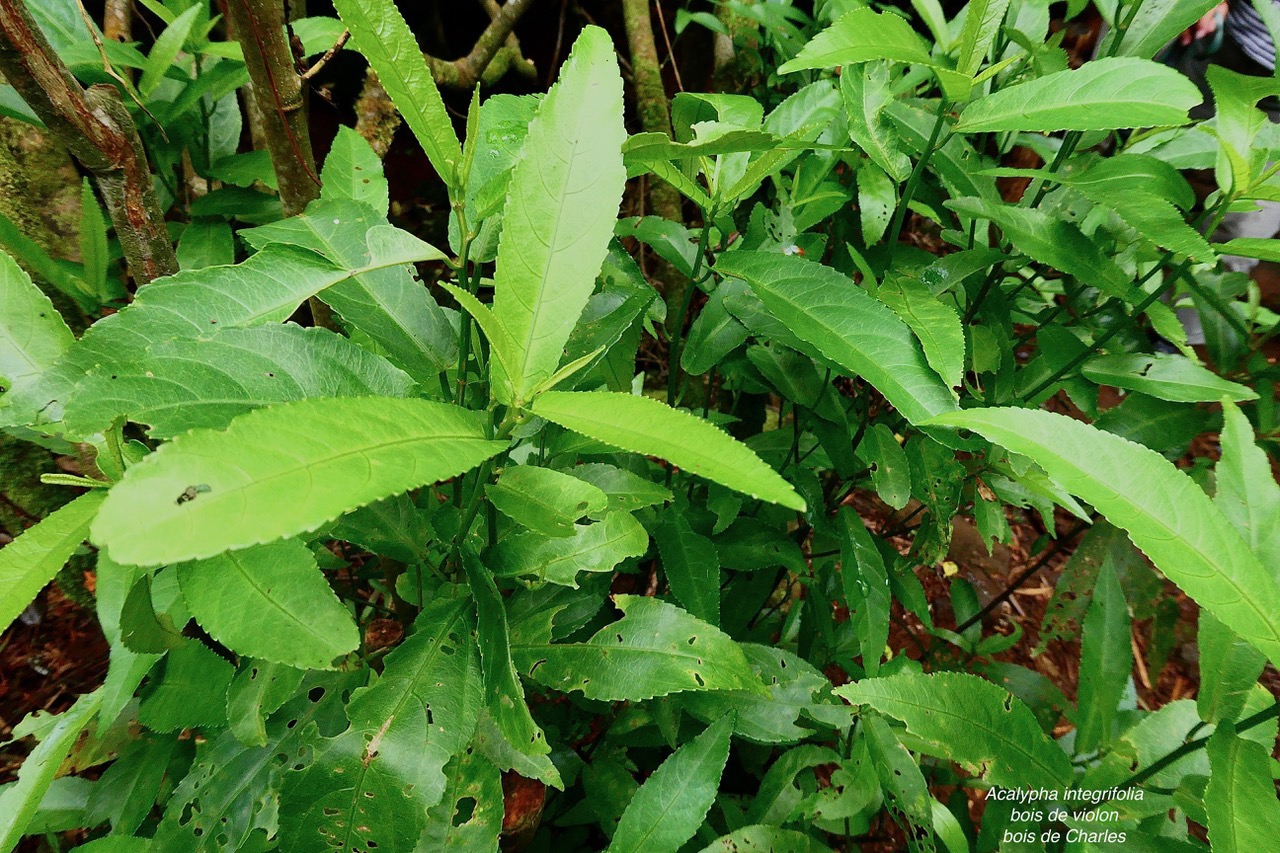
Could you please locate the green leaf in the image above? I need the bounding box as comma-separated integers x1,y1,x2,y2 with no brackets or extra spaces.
463,552,548,756
715,252,959,424
513,595,765,701
321,126,389,214
92,397,507,565
79,179,110,301
607,716,733,853
836,671,1071,789
176,540,359,670
226,659,306,747
177,219,234,270
695,827,832,853
532,391,803,510
927,407,1280,666
1197,613,1266,725
0,249,73,393
329,494,434,564
778,7,934,73
1205,724,1280,853
838,508,891,677
419,748,504,852
1212,237,1280,263
956,0,1012,76
862,715,936,852
946,197,1137,301
858,423,912,511
244,200,455,377
0,690,102,852
1215,400,1280,559
0,491,104,635
332,0,460,186
138,640,235,732
654,508,720,626
1081,353,1257,403
1102,0,1222,60
63,324,415,439
490,26,626,405
566,463,672,513
279,598,482,851
491,511,648,587
1073,561,1132,753
956,58,1201,132
139,4,201,97
487,465,608,537
841,63,911,182
4,235,438,431
877,275,965,390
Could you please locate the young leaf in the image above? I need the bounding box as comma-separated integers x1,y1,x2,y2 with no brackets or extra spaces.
1215,400,1280,559
715,252,959,424
0,248,73,393
0,491,104,634
778,7,934,73
836,671,1072,789
176,540,359,670
957,58,1201,132
607,715,733,853
331,0,460,186
321,125,390,214
138,4,201,98
1205,724,1280,853
491,511,648,587
486,465,609,537
463,552,549,756
530,391,804,511
1073,562,1132,753
928,407,1280,665
512,595,765,701
93,397,507,565
63,324,415,439
956,0,1012,76
279,598,482,851
654,508,721,626
490,26,626,405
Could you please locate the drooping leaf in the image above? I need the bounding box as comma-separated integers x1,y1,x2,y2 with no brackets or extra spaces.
1081,353,1257,403
176,540,359,670
928,407,1280,665
862,715,936,852
491,511,648,587
0,248,73,393
841,63,911,182
1073,561,1132,753
836,671,1072,788
63,324,415,439
463,552,548,756
490,26,626,405
838,508,891,677
1215,400,1280,559
654,509,721,626
92,397,507,565
0,690,103,852
530,391,804,511
321,125,390,214
279,598,482,851
715,252,959,424
778,7,934,73
486,465,608,537
608,716,733,853
244,200,456,378
0,491,104,635
957,58,1201,132
332,0,460,186
1205,724,1280,853
513,595,765,701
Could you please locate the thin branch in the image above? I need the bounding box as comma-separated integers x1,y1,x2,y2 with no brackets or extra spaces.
299,27,349,82
0,0,177,284
426,0,537,88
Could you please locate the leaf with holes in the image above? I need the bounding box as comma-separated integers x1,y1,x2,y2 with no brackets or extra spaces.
419,748,504,852
487,464,609,537
92,397,507,565
513,596,765,701
837,672,1071,789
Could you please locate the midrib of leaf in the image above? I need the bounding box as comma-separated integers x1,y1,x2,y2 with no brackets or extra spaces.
504,94,592,400
856,691,1064,785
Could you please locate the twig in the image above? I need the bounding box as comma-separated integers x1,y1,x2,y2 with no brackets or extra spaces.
299,28,350,82
0,0,177,283
426,0,537,88
651,0,683,92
